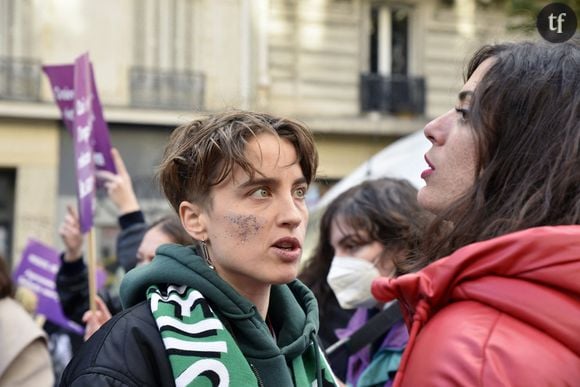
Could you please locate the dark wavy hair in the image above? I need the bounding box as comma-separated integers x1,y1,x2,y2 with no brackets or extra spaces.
299,177,432,312
405,39,580,273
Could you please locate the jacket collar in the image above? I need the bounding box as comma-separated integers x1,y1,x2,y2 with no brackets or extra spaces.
121,244,319,359
372,225,580,355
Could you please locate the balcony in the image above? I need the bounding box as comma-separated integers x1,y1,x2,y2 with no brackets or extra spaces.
360,74,425,116
130,67,205,111
0,57,41,102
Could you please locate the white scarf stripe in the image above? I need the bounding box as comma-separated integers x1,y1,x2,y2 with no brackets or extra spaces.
163,337,228,353
156,315,224,334
150,289,204,316
176,359,230,387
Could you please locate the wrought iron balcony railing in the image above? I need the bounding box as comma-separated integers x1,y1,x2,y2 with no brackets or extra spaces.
360,74,425,115
130,67,205,111
0,56,41,102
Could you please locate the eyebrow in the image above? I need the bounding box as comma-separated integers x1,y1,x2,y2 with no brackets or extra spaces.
237,176,308,190
458,90,474,102
336,233,367,248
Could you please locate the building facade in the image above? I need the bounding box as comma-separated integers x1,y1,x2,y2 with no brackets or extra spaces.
0,0,526,266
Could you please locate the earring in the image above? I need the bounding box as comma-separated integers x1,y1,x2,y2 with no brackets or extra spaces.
199,240,214,270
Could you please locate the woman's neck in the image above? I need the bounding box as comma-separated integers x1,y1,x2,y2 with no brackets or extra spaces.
215,268,271,319
238,284,271,320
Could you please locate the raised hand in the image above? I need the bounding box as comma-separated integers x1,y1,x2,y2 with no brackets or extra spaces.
59,205,83,262
81,295,112,341
96,148,140,215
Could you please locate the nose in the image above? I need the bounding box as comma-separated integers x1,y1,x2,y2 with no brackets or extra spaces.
424,109,453,145
276,193,305,229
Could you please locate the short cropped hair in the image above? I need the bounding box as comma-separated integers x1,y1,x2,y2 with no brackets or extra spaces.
158,110,318,212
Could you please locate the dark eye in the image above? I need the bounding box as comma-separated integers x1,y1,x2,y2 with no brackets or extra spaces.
343,241,366,254
455,107,470,122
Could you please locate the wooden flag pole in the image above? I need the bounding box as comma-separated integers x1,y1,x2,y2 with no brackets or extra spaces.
87,228,98,314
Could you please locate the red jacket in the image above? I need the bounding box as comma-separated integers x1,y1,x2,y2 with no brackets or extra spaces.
372,226,580,386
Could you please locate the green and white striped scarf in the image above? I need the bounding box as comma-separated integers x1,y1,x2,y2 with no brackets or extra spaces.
147,284,338,387
147,284,259,386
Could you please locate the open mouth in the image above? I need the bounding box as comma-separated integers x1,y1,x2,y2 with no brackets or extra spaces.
425,154,435,170
273,237,300,251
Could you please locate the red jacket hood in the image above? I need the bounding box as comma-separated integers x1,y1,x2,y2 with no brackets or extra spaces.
372,225,580,357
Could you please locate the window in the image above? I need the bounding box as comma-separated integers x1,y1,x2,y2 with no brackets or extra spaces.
0,0,40,101
0,169,15,264
130,0,204,110
360,3,424,115
369,4,410,76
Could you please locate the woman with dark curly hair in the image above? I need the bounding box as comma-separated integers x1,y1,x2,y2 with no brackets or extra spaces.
301,177,432,386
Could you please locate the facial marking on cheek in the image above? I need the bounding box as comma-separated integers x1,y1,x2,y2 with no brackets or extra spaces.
225,214,263,243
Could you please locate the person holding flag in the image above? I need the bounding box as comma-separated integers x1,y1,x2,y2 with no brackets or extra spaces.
57,148,194,341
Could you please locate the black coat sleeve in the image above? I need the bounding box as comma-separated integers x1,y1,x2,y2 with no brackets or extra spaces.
116,211,147,273
56,255,90,325
60,302,175,387
55,255,122,324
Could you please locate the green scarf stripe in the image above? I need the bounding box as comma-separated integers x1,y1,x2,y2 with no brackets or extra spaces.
292,355,309,385
317,346,341,385
292,344,337,386
147,285,259,386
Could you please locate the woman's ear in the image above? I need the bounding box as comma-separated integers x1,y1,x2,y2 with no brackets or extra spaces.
179,201,207,240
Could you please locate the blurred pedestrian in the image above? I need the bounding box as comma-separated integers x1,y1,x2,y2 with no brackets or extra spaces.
372,40,580,385
56,147,147,329
0,255,54,387
80,214,194,340
96,147,148,273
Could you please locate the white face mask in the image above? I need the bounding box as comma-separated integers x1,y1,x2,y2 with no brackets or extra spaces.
327,256,381,309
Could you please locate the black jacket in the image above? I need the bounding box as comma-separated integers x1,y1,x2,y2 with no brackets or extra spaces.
61,244,338,387
60,301,174,386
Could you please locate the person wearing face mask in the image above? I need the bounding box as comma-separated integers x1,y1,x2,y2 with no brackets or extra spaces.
302,177,432,386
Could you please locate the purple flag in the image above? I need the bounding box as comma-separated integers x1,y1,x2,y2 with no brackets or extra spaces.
43,61,116,174
74,53,96,233
12,239,107,335
13,239,83,334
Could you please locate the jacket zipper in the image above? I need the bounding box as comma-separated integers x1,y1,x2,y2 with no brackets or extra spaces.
250,363,265,387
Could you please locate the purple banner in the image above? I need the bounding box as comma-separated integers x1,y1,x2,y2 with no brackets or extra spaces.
73,53,96,233
43,61,116,174
13,239,83,334
12,239,107,335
